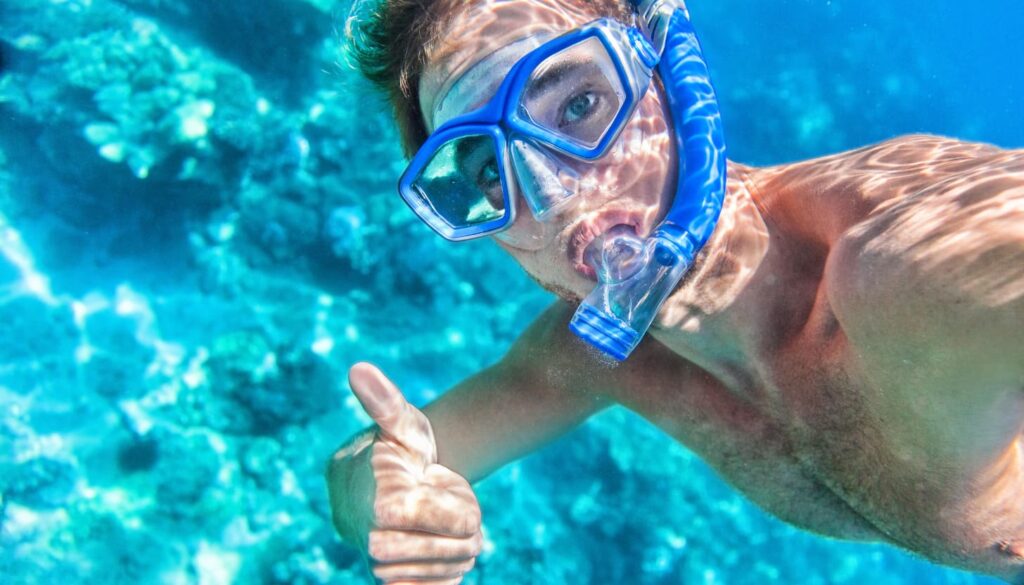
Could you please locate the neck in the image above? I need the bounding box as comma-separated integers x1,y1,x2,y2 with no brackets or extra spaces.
649,160,798,389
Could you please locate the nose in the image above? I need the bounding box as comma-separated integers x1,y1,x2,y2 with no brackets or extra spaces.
510,138,579,220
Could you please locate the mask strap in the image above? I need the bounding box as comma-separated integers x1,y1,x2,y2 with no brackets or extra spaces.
429,35,551,131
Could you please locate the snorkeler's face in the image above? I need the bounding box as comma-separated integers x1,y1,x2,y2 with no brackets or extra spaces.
420,0,676,302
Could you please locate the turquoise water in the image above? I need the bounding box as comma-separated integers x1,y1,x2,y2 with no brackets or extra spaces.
0,0,1020,583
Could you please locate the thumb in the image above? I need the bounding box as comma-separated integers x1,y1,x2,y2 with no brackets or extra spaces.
348,362,436,461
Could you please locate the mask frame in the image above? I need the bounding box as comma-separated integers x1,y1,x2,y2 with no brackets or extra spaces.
398,18,658,241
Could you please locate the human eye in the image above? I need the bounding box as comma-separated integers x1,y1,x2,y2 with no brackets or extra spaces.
456,139,493,184
559,91,600,127
476,158,499,188
456,141,503,208
475,158,504,207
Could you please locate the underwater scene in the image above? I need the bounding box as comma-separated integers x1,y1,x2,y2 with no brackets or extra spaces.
1,0,1021,583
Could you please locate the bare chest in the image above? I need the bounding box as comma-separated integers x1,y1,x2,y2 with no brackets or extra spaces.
767,334,1024,578
612,338,888,542
621,331,1023,576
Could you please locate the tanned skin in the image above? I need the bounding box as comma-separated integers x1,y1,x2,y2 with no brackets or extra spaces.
327,2,1024,583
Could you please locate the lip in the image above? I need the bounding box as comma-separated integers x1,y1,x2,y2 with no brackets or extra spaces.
566,209,646,281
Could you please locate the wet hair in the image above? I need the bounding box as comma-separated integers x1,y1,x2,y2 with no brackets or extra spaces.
350,0,630,157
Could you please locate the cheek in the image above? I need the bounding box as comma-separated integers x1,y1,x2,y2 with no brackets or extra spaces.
498,240,591,300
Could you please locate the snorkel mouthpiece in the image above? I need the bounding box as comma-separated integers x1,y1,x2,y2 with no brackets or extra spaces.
569,1,727,361
583,224,645,282
572,236,693,360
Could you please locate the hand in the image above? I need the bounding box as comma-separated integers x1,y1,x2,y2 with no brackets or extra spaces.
327,362,483,585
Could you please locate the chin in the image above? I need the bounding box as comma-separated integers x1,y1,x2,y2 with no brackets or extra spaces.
505,247,588,305
538,280,585,305
533,256,598,304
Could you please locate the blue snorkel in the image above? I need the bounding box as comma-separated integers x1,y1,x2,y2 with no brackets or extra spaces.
569,0,727,361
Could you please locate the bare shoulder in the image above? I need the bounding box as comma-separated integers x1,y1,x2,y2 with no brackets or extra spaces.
846,134,1024,205
825,134,1024,353
822,134,1024,459
794,134,1017,183
812,136,1024,579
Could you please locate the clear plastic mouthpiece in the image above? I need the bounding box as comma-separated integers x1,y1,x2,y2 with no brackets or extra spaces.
570,235,692,361
582,224,646,284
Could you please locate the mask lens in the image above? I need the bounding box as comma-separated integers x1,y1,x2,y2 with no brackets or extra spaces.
411,134,507,229
518,36,626,151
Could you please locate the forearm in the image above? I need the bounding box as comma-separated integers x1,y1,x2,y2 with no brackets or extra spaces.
421,300,618,482
333,301,616,484
423,354,610,483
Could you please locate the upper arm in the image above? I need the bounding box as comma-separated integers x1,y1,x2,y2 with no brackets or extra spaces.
827,137,1024,460
422,300,622,482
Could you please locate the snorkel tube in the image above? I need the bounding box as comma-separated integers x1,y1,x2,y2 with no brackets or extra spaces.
569,0,727,361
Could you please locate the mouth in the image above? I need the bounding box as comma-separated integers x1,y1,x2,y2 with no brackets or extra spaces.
567,209,646,281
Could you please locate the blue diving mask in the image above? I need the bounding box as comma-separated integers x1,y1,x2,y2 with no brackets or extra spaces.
399,18,659,240
398,0,727,361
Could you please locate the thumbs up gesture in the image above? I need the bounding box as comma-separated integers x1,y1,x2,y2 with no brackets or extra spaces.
327,363,483,584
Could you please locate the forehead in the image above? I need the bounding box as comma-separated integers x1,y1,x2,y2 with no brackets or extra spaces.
419,0,606,131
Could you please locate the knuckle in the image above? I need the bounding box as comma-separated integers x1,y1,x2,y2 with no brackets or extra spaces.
452,472,473,490
370,565,392,581
463,509,481,533
372,502,394,527
459,515,475,536
366,533,390,562
469,532,483,556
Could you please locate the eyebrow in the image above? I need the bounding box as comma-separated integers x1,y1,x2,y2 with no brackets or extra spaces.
525,60,604,98
525,61,578,97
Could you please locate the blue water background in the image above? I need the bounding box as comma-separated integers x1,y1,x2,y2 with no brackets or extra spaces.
0,0,1021,583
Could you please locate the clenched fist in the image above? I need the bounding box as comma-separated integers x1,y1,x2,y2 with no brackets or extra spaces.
327,363,483,584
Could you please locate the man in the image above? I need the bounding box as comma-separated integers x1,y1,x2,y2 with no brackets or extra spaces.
327,0,1024,583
